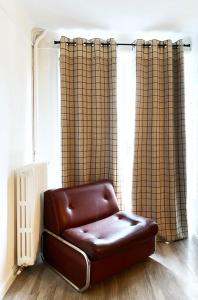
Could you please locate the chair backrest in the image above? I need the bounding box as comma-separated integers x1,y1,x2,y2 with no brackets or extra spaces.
44,180,119,235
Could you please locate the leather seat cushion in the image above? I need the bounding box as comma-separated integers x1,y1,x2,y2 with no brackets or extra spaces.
61,212,158,260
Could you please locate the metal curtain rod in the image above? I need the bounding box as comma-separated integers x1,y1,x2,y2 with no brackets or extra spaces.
54,40,191,48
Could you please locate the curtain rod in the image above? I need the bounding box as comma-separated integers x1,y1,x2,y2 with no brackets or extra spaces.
54,41,191,48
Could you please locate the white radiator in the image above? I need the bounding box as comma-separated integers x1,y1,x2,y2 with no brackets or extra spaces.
16,163,48,266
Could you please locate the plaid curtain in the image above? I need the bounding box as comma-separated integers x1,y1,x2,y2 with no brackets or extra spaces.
60,37,121,206
133,39,188,241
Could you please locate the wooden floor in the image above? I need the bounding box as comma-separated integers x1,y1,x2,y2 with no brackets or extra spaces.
4,237,198,300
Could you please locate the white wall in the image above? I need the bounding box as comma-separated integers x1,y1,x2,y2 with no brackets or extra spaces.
37,47,61,189
0,3,32,298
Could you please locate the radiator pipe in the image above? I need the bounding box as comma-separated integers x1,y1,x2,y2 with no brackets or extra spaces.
32,29,47,162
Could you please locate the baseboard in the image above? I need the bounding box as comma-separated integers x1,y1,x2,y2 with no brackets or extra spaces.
0,266,17,299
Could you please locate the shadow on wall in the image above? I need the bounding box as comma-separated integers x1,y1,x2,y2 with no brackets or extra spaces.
2,174,17,284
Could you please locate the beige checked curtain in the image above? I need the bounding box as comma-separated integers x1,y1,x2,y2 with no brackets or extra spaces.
133,39,188,242
60,37,121,206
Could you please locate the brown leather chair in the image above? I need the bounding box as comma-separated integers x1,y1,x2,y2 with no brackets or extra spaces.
42,180,158,292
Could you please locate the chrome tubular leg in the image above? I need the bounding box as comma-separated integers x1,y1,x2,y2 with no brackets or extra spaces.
42,229,91,292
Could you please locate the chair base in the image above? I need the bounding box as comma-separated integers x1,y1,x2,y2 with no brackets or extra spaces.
42,229,156,292
42,229,90,292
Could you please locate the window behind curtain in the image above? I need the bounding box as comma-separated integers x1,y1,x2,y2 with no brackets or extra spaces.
184,49,198,236
117,46,136,211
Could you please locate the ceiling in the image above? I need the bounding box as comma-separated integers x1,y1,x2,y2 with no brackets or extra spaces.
2,0,198,42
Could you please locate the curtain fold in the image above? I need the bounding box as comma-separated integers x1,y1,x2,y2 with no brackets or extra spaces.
60,37,121,206
133,39,188,241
